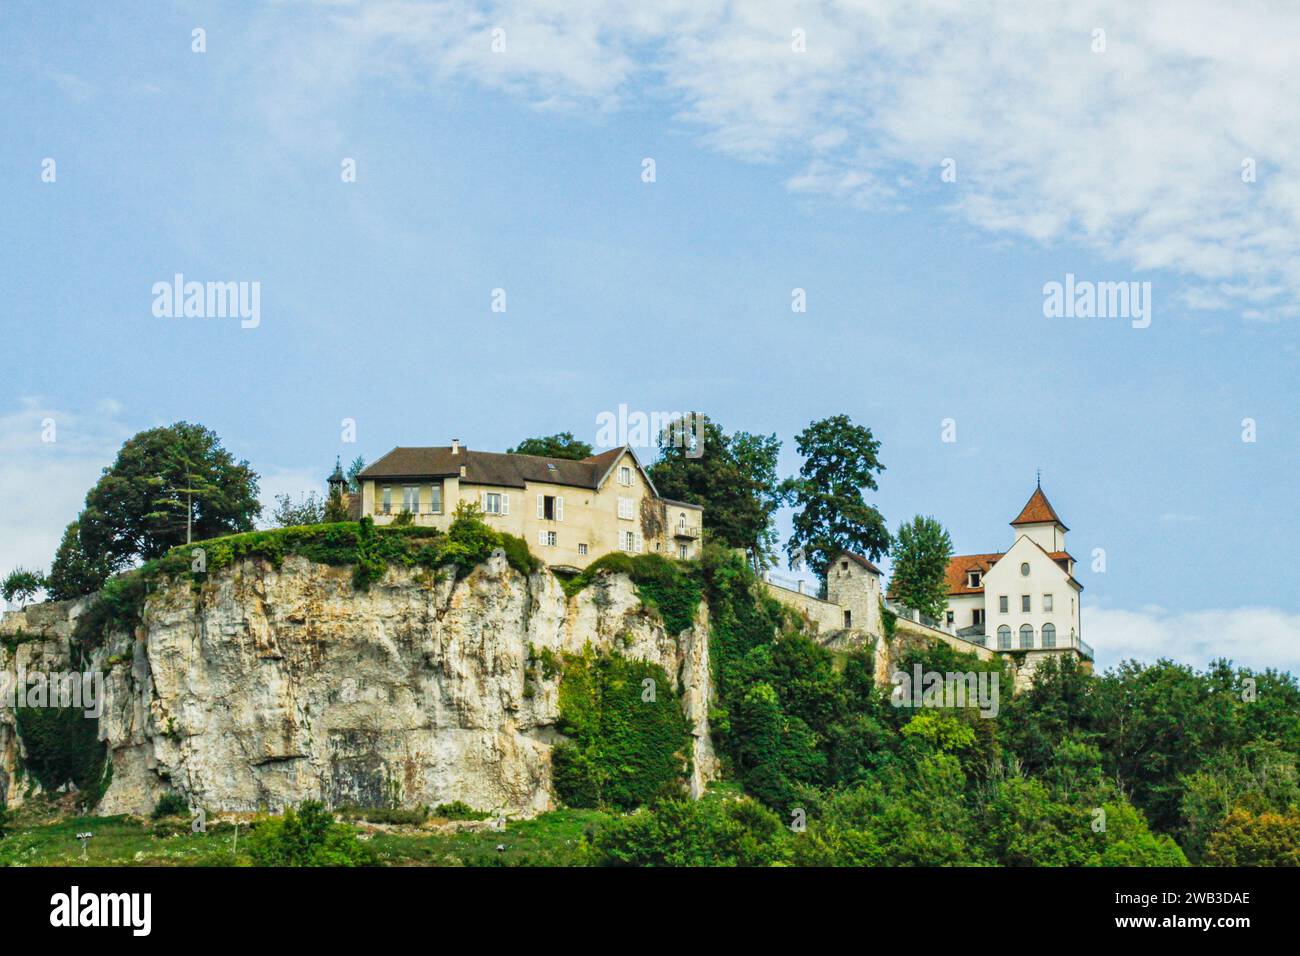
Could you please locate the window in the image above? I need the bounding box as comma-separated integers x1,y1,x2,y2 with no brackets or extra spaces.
402,486,419,514
972,609,985,626
679,543,688,560
1042,623,1056,648
945,610,954,627
429,483,442,514
841,560,849,572
1021,594,1031,613
1020,624,1034,649
1043,593,1053,612
381,486,392,514
843,609,853,629
621,530,640,552
618,497,634,520
484,492,503,515
537,494,564,521
678,513,688,532
967,571,982,588
578,543,588,556
618,466,632,486
1020,562,1030,576
999,595,1008,614
537,530,556,547
997,625,1012,650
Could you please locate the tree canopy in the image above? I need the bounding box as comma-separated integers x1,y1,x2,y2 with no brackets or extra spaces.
889,515,954,621
507,432,594,460
785,415,891,580
80,422,261,565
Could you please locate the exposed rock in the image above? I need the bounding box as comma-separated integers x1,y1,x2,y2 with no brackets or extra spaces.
0,554,716,816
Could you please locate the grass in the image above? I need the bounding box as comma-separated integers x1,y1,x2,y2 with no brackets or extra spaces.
0,803,609,868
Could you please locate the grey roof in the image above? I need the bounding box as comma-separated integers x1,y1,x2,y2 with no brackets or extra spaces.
359,445,636,492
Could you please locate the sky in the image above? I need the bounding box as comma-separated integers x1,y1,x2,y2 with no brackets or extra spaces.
1,1,1296,673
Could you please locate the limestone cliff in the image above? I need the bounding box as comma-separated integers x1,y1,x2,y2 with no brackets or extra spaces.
0,553,717,816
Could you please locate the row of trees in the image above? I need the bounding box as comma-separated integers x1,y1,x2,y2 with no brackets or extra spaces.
4,413,954,615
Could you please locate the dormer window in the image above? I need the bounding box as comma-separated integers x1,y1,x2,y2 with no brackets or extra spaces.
967,571,982,588
618,466,632,486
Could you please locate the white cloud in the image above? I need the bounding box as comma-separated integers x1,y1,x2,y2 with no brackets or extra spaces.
263,0,1300,316
1087,604,1300,674
0,399,130,587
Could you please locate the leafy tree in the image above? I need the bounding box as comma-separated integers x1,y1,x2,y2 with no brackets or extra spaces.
785,415,891,581
271,492,325,527
889,515,953,621
44,520,114,600
324,485,349,522
1,567,44,606
508,432,593,460
1204,808,1300,866
80,423,261,564
345,455,366,493
649,414,785,570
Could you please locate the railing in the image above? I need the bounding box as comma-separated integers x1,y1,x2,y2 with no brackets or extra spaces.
673,524,700,539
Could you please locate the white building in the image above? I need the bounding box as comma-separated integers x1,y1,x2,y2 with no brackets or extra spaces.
938,485,1091,663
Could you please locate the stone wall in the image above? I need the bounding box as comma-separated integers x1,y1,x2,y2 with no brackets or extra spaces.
758,579,845,635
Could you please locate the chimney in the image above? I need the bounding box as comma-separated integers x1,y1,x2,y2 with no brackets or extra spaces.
451,438,460,455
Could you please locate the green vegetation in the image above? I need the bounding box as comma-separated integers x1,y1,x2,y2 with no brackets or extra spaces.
888,515,954,621
507,432,594,460
1,567,44,605
564,551,702,635
13,705,110,809
152,793,189,819
552,648,691,811
244,801,375,867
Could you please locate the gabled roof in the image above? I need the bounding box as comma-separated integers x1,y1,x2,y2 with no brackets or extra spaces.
1010,486,1068,531
839,552,882,575
358,444,657,494
943,553,1004,595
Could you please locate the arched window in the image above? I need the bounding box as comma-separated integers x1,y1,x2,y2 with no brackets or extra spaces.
1042,623,1056,648
997,625,1012,650
1019,624,1034,649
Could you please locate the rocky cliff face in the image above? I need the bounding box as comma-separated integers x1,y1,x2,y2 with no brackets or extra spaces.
0,554,717,816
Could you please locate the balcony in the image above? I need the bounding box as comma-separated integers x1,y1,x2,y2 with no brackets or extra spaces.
673,524,700,539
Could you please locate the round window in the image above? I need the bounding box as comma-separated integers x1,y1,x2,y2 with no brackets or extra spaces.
1020,562,1030,576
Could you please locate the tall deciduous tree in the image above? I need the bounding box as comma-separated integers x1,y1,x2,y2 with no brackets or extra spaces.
889,515,954,621
508,432,593,460
648,414,785,570
785,415,891,581
80,422,261,564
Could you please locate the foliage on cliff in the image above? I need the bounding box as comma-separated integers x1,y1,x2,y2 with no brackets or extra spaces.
552,648,692,811
14,704,111,808
563,551,703,636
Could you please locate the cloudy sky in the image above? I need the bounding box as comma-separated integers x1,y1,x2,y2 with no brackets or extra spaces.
1,1,1296,673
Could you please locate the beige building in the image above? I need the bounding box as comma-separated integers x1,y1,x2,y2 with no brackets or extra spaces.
356,441,703,570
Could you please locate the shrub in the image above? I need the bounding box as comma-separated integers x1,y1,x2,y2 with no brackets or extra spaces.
431,801,490,821
152,792,190,819
245,801,375,867
590,795,790,866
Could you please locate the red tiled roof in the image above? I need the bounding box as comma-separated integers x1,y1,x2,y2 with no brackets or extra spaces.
1011,486,1068,530
943,553,1004,595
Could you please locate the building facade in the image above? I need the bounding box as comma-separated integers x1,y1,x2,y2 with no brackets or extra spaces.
356,441,702,570
939,485,1091,662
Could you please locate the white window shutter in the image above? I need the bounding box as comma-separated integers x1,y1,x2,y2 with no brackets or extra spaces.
502,493,510,515
480,491,486,510
537,494,544,519
634,531,643,553
556,496,564,521
538,530,546,546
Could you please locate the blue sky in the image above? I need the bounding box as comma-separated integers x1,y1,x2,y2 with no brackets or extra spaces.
2,1,1297,672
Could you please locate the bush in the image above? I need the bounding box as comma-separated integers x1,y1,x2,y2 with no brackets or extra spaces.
152,792,190,819
14,704,110,807
590,795,790,866
431,801,490,821
1204,808,1300,866
245,801,375,867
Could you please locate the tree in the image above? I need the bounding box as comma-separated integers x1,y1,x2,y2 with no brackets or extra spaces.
648,414,785,570
44,520,115,600
345,455,366,493
785,415,891,581
324,485,349,523
1,567,44,606
80,422,261,564
507,432,593,460
271,492,325,528
889,515,953,621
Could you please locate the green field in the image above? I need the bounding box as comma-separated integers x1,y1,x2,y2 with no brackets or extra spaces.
0,801,609,868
